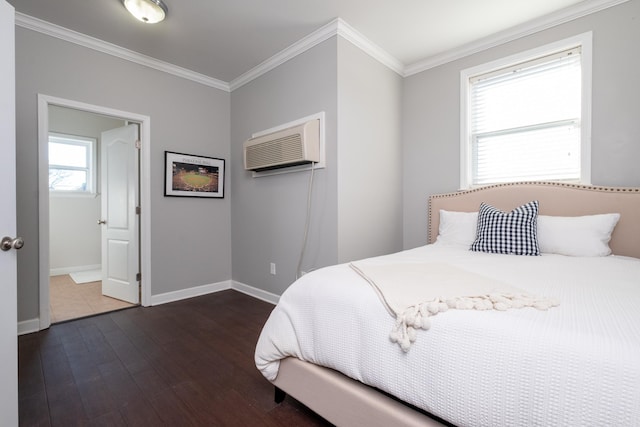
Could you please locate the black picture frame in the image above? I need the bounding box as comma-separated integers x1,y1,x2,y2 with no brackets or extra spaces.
164,151,225,198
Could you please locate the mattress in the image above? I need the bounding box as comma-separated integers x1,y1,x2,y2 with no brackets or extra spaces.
255,244,640,426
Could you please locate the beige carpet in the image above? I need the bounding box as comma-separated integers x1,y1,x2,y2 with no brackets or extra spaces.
49,274,135,323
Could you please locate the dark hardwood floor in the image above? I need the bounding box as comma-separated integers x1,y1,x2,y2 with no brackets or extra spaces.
18,290,332,426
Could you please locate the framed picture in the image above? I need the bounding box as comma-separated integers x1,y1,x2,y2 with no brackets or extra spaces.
164,151,225,198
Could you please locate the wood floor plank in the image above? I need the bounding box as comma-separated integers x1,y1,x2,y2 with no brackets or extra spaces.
84,410,127,427
171,380,231,425
18,390,50,427
131,367,170,398
101,369,143,409
147,387,202,426
17,350,44,401
47,385,88,427
118,395,164,426
75,376,118,420
19,290,331,426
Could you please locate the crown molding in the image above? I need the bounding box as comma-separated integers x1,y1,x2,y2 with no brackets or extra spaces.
15,12,230,92
229,18,339,91
16,12,403,93
404,0,629,76
229,18,404,91
14,0,628,90
335,19,404,76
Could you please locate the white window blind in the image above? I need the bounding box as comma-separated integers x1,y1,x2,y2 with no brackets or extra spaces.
469,47,582,186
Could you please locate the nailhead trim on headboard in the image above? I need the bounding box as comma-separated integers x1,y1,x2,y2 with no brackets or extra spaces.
427,181,640,256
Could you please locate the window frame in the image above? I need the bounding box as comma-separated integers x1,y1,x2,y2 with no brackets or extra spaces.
48,132,97,196
459,32,592,189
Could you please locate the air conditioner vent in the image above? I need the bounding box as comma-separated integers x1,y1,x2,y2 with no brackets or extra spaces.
244,119,319,172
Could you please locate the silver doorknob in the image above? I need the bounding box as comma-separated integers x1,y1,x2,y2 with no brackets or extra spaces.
97,219,107,225
1,236,24,252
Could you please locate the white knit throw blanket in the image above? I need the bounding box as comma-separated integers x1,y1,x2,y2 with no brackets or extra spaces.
349,261,559,352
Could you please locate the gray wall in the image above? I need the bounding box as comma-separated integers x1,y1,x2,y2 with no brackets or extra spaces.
402,0,640,249
230,36,403,296
230,38,339,295
336,38,403,262
49,194,101,271
48,106,124,273
16,27,231,322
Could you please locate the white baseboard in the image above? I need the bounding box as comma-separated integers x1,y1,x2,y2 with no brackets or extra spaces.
232,281,280,305
150,280,232,306
50,264,101,277
150,280,279,306
18,318,41,336
19,279,280,335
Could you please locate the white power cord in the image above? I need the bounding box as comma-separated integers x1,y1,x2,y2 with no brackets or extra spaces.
296,162,315,280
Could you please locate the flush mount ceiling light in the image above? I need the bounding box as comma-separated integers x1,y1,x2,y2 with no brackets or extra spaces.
123,0,168,24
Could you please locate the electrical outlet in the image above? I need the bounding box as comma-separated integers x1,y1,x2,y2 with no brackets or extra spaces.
270,263,276,275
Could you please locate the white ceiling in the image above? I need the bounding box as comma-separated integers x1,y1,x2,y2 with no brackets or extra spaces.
9,0,606,84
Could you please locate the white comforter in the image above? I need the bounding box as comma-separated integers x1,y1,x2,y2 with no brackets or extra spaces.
255,244,640,426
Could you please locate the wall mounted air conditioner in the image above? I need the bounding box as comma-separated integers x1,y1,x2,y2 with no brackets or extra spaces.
244,119,320,172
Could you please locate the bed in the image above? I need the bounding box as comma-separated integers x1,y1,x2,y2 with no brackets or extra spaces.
254,181,640,426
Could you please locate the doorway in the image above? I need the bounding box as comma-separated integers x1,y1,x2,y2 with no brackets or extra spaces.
48,107,134,322
37,95,152,329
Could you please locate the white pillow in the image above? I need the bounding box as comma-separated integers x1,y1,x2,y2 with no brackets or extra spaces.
436,210,478,247
537,213,620,257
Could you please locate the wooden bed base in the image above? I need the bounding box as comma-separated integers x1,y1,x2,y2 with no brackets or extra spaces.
270,181,640,425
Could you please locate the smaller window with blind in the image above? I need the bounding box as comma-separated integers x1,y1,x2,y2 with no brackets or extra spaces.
460,33,592,188
49,133,97,195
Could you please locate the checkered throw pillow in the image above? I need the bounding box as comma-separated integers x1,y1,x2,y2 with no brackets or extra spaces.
471,200,540,256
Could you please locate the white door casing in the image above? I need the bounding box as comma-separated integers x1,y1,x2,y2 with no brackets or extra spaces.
100,124,140,304
37,96,152,330
0,0,19,424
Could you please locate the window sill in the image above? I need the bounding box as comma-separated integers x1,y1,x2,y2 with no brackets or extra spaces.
49,191,99,199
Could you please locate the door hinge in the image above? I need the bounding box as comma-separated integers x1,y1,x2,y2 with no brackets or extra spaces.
136,272,141,282
135,139,141,149
136,206,141,215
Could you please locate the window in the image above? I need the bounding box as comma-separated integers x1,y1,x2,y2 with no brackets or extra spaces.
49,133,97,194
460,33,592,188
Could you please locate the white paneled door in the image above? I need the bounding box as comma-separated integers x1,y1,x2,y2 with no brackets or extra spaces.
100,124,140,304
0,0,19,425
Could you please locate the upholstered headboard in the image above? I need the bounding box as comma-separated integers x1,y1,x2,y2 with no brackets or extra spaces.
428,182,640,259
